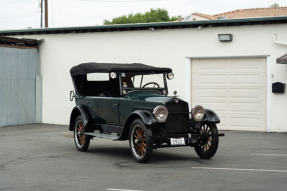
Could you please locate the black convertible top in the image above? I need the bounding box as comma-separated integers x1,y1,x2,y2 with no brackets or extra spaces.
70,62,172,76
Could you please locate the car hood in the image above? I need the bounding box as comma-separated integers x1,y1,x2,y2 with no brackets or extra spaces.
125,91,189,114
125,91,172,103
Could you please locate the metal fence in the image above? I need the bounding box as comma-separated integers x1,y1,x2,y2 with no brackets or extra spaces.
0,47,40,127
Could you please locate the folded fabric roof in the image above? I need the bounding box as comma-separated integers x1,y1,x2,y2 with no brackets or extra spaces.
70,62,172,76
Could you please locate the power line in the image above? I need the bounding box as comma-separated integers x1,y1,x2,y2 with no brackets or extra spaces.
0,11,39,22
0,0,39,21
0,0,31,3
75,0,167,2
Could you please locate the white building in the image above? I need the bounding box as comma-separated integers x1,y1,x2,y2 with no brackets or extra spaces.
1,16,287,132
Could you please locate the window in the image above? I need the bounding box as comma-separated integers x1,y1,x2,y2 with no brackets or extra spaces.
121,72,165,89
87,73,109,81
184,16,191,21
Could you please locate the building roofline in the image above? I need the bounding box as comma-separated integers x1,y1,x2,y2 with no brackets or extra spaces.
213,6,287,17
192,12,215,20
1,16,287,36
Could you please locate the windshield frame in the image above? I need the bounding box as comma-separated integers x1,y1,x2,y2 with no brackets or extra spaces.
118,71,168,96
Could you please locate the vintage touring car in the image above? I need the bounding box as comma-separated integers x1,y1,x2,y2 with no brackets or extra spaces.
69,63,224,163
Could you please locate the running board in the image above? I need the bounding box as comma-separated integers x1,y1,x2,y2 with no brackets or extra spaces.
84,130,119,140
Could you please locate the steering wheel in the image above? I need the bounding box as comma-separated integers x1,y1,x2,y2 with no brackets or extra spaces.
142,82,160,88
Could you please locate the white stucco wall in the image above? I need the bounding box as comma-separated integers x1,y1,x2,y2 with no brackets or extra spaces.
16,23,287,132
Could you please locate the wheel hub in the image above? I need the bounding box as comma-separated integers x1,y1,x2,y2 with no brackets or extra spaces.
77,131,83,136
202,137,208,144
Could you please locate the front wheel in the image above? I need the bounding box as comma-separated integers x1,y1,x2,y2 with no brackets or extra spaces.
74,115,90,152
129,119,153,163
194,123,219,159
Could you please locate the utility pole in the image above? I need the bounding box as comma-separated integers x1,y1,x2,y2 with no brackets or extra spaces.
40,0,43,28
45,0,48,28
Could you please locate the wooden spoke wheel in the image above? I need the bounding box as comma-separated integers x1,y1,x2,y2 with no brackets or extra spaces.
194,123,219,159
74,116,90,151
129,119,153,163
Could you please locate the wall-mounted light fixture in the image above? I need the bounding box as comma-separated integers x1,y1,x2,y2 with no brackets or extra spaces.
218,34,233,42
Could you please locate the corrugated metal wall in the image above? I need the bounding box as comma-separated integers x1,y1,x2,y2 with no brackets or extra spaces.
0,47,40,127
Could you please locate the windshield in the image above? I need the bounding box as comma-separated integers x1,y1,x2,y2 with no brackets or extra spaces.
120,72,166,89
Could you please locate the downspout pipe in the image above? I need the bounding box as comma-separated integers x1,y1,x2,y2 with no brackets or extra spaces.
273,33,287,46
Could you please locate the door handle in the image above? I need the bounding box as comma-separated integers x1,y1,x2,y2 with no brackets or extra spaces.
113,104,118,106
85,101,90,104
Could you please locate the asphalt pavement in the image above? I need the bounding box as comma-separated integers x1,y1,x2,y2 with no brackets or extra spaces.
0,124,287,191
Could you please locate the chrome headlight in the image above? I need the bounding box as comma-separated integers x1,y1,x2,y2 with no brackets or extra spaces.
192,105,205,121
153,105,168,122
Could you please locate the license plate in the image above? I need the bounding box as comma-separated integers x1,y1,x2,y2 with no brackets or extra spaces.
170,138,185,146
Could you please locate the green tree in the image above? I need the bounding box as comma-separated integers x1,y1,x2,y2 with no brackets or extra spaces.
103,8,181,25
270,3,279,7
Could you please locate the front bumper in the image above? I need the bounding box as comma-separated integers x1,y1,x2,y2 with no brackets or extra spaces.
151,133,225,148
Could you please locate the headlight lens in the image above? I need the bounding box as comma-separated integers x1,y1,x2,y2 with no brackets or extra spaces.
153,105,168,122
192,105,205,121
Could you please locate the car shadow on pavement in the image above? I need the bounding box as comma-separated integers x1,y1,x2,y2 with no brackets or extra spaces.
86,145,202,164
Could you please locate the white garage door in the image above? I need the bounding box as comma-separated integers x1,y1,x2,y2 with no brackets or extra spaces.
191,57,267,131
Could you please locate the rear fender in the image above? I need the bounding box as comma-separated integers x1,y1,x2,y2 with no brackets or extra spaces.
69,105,90,131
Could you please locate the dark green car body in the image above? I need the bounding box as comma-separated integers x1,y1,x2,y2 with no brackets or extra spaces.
69,63,223,162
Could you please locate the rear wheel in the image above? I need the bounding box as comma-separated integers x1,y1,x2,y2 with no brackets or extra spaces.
129,119,153,163
194,123,219,159
74,116,90,152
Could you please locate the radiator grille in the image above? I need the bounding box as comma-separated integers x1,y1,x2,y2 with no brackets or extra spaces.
164,99,189,133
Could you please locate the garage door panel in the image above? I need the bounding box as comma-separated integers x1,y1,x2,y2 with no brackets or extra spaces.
193,74,266,87
191,99,227,112
217,115,228,129
229,115,266,130
230,88,267,99
230,58,266,72
191,58,267,131
199,75,227,85
192,59,228,73
218,115,265,131
230,102,266,114
192,88,228,99
193,88,267,100
230,74,266,86
192,74,227,85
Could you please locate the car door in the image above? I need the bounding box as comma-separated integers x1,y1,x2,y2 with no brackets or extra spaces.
97,97,119,125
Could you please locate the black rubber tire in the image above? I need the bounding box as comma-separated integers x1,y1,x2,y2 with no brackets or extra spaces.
194,123,219,159
74,115,90,152
129,119,153,163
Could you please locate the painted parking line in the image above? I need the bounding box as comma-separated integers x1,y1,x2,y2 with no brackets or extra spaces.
106,188,144,191
191,167,287,173
251,154,287,157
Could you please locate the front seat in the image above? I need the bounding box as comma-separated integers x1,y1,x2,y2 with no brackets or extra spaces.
99,91,112,97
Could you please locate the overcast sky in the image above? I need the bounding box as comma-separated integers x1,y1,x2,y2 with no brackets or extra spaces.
0,0,286,30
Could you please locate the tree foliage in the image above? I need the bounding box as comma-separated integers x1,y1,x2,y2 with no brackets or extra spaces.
270,3,279,7
103,8,181,25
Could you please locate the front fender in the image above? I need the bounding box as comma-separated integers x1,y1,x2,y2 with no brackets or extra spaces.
119,110,156,140
69,105,90,131
203,109,220,123
127,110,156,126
